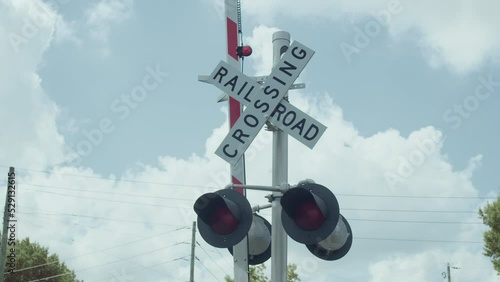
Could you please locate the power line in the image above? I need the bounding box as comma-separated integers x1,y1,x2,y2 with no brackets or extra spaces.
18,183,493,216
5,166,211,189
17,218,190,279
356,237,484,244
196,241,230,277
8,227,188,275
195,256,222,282
20,210,492,246
348,218,483,225
29,256,189,282
16,217,191,275
20,186,491,225
337,193,495,199
341,208,477,214
19,183,485,214
20,215,153,261
19,217,155,252
18,210,187,227
73,242,188,276
88,256,188,282
21,182,193,202
19,213,164,237
19,206,190,229
22,187,190,209
20,210,491,248
28,271,74,282
19,212,483,251
17,202,488,227
16,216,193,279
73,236,171,280
215,247,233,266
19,206,486,226
5,166,496,200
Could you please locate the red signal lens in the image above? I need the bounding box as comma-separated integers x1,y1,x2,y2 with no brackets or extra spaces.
237,45,253,57
241,46,252,56
294,201,325,231
210,206,239,235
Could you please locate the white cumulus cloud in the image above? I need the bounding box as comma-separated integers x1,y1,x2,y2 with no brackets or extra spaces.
85,0,134,56
237,0,500,73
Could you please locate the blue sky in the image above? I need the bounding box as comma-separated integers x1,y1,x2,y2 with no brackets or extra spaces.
38,0,499,188
1,0,499,281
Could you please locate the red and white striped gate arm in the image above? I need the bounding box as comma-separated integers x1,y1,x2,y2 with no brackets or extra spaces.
225,1,249,281
224,1,246,193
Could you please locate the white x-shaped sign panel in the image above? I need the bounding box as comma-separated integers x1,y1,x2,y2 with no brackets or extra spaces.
208,41,326,165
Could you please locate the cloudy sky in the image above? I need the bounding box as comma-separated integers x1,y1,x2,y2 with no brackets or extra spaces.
1,0,499,281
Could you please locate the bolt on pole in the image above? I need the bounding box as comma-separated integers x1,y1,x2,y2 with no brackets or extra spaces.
271,30,290,282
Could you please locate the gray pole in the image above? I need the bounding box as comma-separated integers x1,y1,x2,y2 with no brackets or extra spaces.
190,221,196,282
0,167,14,282
224,1,249,280
271,31,290,282
447,263,451,282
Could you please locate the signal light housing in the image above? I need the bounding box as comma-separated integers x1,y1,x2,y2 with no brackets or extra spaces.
281,183,340,245
306,214,353,261
229,214,272,265
237,45,253,57
194,189,252,248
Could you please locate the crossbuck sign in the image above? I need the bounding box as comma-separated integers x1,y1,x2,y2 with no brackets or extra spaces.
208,41,327,165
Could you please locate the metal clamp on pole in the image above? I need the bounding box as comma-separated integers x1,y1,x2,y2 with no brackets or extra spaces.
252,204,272,213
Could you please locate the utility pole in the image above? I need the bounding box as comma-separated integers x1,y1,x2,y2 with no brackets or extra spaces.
0,167,15,282
444,262,460,282
270,31,290,282
190,221,196,282
447,263,451,282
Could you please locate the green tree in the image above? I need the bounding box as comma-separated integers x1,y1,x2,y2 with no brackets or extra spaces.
224,263,300,282
2,237,82,282
479,195,500,274
287,263,300,282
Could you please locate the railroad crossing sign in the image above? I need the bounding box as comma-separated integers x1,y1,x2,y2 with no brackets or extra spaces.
207,40,326,165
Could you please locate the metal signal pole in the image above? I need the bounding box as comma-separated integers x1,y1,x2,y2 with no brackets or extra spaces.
190,221,196,282
270,31,290,282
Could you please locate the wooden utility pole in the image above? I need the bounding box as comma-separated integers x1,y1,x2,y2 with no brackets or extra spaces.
447,263,451,282
444,262,460,282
